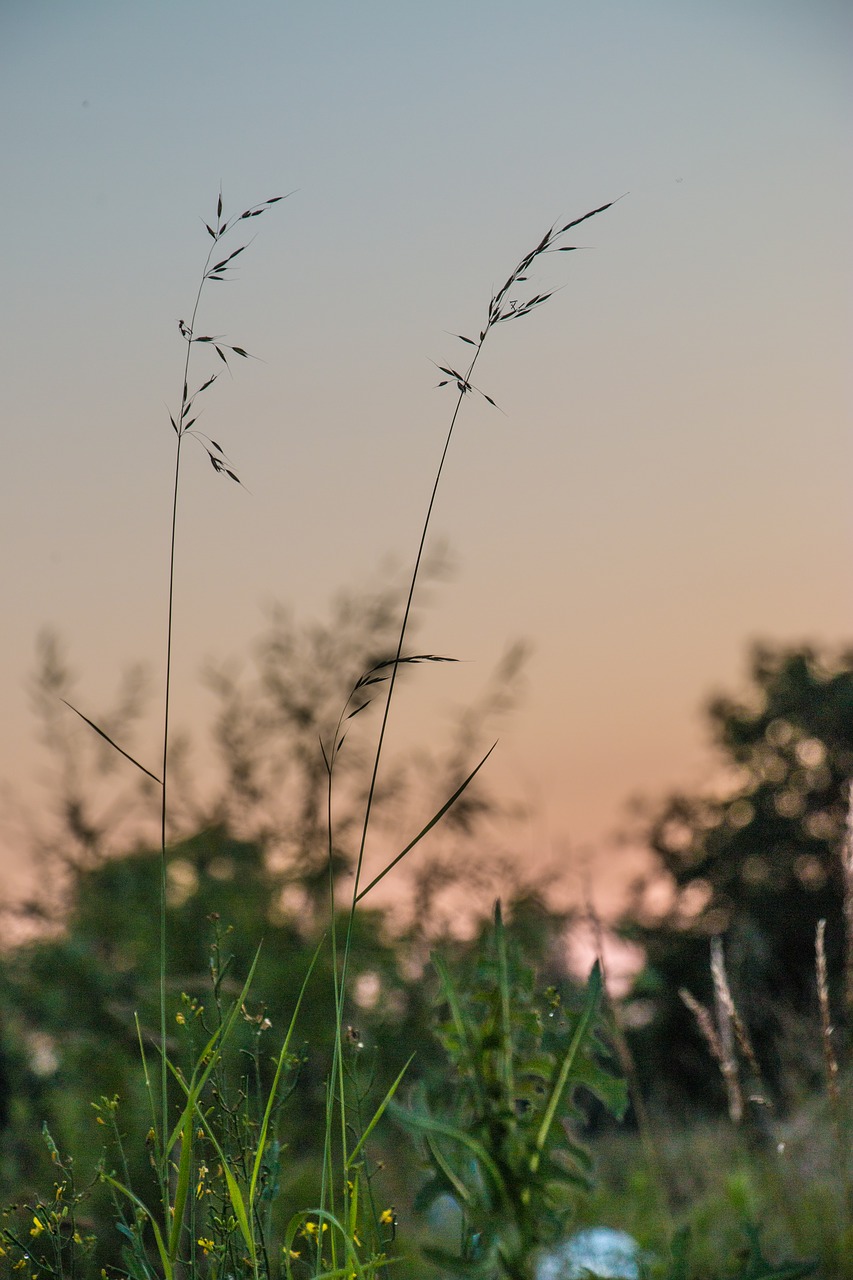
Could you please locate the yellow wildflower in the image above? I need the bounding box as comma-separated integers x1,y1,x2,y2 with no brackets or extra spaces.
30,1217,45,1238
301,1220,328,1238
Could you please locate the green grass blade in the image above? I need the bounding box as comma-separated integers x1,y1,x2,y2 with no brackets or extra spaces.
165,943,262,1155
493,902,514,1104
346,1053,415,1170
159,944,262,1261
191,1107,254,1257
61,699,162,783
249,939,323,1209
166,1063,255,1258
135,1013,166,1200
433,955,488,1117
424,1131,474,1206
531,961,603,1172
390,1104,506,1201
355,743,496,902
102,1175,174,1280
283,1209,357,1279
167,1115,194,1261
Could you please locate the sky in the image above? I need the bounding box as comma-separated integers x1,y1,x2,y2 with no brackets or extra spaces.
1,1,850,915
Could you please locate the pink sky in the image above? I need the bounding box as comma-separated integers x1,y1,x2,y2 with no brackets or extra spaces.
1,2,850,915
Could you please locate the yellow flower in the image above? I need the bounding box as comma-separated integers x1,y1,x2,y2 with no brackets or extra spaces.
379,1208,395,1225
301,1220,328,1238
175,1012,186,1025
197,1237,215,1255
287,1248,301,1260
30,1216,45,1237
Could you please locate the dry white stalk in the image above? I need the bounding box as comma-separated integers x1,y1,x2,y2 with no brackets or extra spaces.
843,782,853,1014
680,979,742,1124
710,938,745,1123
816,918,840,1106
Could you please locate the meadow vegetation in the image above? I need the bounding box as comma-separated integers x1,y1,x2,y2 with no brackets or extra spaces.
0,194,850,1279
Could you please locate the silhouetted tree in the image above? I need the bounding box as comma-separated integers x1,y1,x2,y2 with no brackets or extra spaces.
621,642,853,1109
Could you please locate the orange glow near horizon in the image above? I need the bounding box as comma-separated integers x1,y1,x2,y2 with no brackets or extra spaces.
1,3,849,920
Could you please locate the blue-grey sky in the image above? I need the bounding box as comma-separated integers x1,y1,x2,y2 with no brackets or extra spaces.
2,1,850,905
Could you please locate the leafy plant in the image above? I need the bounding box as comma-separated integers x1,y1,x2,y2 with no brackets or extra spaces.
394,903,627,1279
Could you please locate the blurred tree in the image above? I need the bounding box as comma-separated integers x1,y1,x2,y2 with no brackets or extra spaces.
0,569,563,1260
0,826,429,1171
16,570,529,929
620,643,853,1109
0,828,578,1274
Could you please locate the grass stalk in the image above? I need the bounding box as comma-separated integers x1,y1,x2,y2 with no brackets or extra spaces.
322,197,614,1208
152,189,284,1238
320,201,617,1245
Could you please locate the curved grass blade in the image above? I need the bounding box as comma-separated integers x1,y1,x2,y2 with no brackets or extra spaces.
423,1131,474,1206
248,939,324,1210
163,946,262,1262
283,1209,360,1280
101,1175,173,1280
389,1103,506,1202
432,954,488,1118
165,943,261,1155
530,961,603,1175
345,1053,415,1170
192,1111,254,1257
355,743,496,902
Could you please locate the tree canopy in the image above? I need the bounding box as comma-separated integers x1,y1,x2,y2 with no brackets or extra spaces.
621,642,853,1107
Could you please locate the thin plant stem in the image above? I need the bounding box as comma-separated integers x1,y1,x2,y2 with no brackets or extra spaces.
158,248,208,1182
154,190,284,1233
321,201,617,1238
338,199,618,1000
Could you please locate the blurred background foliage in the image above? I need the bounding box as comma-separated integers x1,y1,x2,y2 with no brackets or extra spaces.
620,642,853,1114
1,590,852,1269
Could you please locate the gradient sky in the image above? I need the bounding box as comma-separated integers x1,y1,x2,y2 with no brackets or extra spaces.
1,1,850,910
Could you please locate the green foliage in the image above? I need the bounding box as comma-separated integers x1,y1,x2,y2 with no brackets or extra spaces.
393,904,626,1280
622,643,853,1106
661,1223,817,1280
0,191,840,1280
0,829,444,1272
